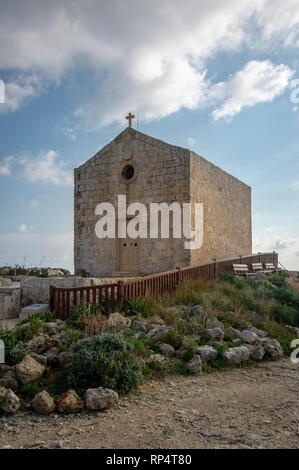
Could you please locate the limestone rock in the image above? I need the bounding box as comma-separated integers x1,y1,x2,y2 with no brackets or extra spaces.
45,347,60,366
56,389,83,414
175,347,189,360
260,338,283,359
198,345,218,362
102,312,131,333
223,346,250,364
148,315,165,326
186,355,202,374
244,343,265,360
26,334,59,353
149,353,167,364
85,387,118,411
206,318,224,330
240,329,259,344
58,351,74,369
15,355,45,385
158,343,175,357
189,305,205,319
0,370,18,390
206,327,224,341
30,353,47,366
0,387,20,414
131,318,147,332
247,325,267,338
225,326,241,339
0,364,12,379
32,391,55,415
286,325,299,338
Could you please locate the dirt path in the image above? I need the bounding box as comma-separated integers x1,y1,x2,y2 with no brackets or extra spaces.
0,358,298,449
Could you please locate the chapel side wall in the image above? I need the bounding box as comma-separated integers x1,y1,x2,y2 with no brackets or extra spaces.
74,129,192,276
189,152,252,265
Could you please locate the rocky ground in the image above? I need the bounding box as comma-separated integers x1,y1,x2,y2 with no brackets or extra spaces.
0,358,298,449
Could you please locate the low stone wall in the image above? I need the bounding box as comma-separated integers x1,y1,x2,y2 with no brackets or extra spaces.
0,284,21,319
21,276,134,308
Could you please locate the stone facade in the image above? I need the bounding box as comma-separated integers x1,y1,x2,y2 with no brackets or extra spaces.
74,128,252,276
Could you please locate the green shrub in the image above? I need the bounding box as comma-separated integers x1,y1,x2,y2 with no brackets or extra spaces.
0,330,28,365
143,358,188,378
69,333,144,394
271,303,298,326
19,382,42,399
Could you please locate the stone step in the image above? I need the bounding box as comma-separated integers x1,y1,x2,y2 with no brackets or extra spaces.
19,303,49,322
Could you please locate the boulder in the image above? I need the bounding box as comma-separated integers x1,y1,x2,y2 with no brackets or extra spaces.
15,355,45,385
206,327,224,341
30,353,47,366
240,329,259,344
45,347,60,366
56,389,83,414
131,318,147,332
158,343,175,357
260,338,283,359
148,315,165,326
247,325,267,338
149,353,167,364
0,364,12,379
0,370,18,390
85,387,118,411
186,355,202,374
243,343,265,360
232,338,242,345
206,318,224,330
32,391,55,415
175,347,189,360
225,326,241,339
26,334,59,352
189,305,205,319
102,312,131,333
58,351,74,369
223,346,250,364
198,345,218,362
0,387,20,414
286,326,299,339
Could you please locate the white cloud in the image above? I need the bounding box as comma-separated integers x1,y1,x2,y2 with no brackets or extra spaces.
0,1,298,124
211,60,294,121
18,224,29,233
253,234,299,271
0,157,13,175
19,150,73,187
292,181,299,189
187,137,196,147
0,75,44,113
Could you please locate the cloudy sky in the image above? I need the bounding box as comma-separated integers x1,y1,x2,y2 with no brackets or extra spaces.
0,0,299,272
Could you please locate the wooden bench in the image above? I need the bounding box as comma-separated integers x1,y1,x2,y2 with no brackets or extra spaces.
251,263,266,273
264,263,281,272
233,264,249,276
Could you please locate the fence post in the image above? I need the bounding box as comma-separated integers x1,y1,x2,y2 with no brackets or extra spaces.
176,267,181,286
117,280,124,310
239,254,242,264
213,258,218,279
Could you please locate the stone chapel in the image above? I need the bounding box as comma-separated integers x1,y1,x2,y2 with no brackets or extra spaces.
74,119,252,276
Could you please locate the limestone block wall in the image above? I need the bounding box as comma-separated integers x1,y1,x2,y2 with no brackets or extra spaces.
0,285,21,319
189,152,252,265
20,276,134,307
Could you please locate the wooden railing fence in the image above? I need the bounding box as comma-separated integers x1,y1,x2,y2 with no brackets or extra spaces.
50,252,278,319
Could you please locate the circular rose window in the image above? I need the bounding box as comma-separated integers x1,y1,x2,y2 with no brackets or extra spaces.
122,164,135,181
